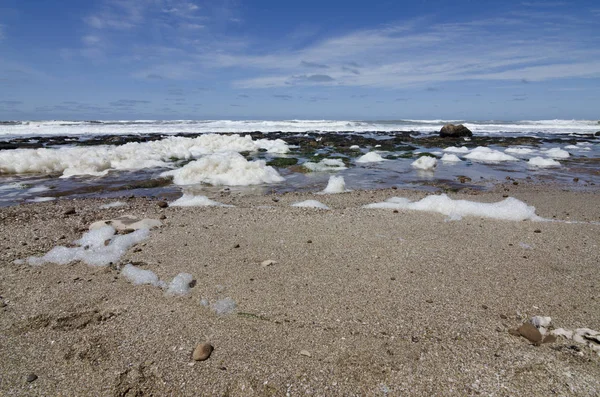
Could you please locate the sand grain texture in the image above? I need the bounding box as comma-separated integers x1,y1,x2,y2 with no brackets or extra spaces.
1,186,599,396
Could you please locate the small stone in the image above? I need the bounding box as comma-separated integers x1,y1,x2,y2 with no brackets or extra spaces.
534,229,541,233
426,299,434,304
261,260,277,267
26,374,38,383
573,177,579,182
390,277,396,281
272,197,280,202
63,208,76,215
411,336,419,343
517,323,543,344
481,304,488,310
306,240,312,244
0,301,6,308
299,350,311,357
159,214,167,220
393,210,398,213
500,314,508,320
157,201,168,208
233,244,240,248
192,343,214,361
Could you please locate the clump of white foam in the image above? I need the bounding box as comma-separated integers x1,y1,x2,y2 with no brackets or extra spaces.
319,176,350,194
121,264,164,287
211,297,237,315
443,146,470,153
292,200,330,209
27,226,149,266
99,201,126,209
505,147,536,155
528,157,561,168
464,147,519,162
543,147,570,159
364,194,542,221
161,152,284,186
441,153,462,162
166,273,194,295
302,158,346,172
412,156,437,170
551,324,600,356
0,134,289,177
350,145,360,150
356,152,385,163
170,194,233,207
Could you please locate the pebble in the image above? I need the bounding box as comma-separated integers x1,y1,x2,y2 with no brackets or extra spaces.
63,208,76,215
261,260,277,267
534,229,541,233
26,374,38,383
157,201,169,208
192,343,214,361
159,214,167,220
233,244,240,248
299,350,311,357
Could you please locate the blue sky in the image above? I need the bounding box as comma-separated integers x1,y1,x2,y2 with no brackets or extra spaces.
0,0,599,120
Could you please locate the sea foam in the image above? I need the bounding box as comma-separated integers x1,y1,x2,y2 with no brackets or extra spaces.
161,152,284,186
364,194,542,221
0,134,289,178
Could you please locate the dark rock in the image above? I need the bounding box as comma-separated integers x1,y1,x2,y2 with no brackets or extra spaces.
63,208,76,215
26,374,38,383
595,131,600,136
439,124,473,138
157,201,168,208
159,214,167,220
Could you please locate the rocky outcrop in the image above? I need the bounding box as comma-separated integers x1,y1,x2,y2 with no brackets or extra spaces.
440,124,472,138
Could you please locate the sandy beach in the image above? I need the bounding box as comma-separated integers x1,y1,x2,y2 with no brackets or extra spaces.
1,182,599,396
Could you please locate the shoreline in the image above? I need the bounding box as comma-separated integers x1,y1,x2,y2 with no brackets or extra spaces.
1,184,599,395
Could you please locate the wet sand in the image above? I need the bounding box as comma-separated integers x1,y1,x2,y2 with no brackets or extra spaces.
1,183,599,396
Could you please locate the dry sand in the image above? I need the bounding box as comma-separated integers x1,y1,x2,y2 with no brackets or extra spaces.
1,183,599,396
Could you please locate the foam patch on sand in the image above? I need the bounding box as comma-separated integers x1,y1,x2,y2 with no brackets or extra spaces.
27,226,149,266
464,147,519,162
441,154,462,162
0,134,289,177
170,194,233,207
356,152,385,163
121,265,195,296
412,156,437,170
292,200,330,210
121,264,165,287
528,157,561,168
552,328,600,355
319,176,350,194
99,201,126,209
302,158,347,172
364,194,542,221
161,152,284,186
211,297,237,315
166,273,194,295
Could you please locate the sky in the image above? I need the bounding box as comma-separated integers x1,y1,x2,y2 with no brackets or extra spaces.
0,0,599,120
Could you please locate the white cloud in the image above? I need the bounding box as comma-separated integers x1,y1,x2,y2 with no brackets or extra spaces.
82,35,101,46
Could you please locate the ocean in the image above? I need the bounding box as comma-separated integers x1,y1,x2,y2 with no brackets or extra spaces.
0,119,598,206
